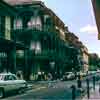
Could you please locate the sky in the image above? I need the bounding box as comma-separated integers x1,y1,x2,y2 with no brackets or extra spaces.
40,0,100,56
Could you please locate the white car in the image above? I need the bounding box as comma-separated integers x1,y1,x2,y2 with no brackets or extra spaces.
62,72,75,80
0,73,27,98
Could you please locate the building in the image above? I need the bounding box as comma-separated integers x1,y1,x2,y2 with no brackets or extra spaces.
0,1,18,73
73,41,89,72
81,46,89,72
2,0,68,80
1,0,89,80
65,27,89,72
89,53,99,70
91,0,100,39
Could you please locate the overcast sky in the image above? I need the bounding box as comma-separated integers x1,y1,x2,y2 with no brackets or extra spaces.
41,0,100,56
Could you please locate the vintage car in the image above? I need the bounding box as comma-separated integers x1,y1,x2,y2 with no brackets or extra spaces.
0,72,27,98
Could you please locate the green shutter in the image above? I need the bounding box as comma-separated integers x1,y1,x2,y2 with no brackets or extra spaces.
5,16,11,40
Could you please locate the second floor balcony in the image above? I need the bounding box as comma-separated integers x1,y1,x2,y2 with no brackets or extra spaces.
12,24,56,34
11,25,58,44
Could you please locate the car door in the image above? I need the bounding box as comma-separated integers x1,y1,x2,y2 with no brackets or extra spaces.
9,75,19,90
11,75,25,90
4,75,14,92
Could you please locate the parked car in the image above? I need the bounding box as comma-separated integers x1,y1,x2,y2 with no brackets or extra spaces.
88,71,96,75
62,72,75,81
0,72,27,98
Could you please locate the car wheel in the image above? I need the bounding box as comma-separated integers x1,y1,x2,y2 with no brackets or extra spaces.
18,88,25,94
0,88,4,98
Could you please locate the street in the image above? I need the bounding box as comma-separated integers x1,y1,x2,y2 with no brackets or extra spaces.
1,73,97,100
1,80,88,100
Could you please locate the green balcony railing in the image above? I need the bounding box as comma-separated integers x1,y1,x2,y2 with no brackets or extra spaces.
12,24,56,33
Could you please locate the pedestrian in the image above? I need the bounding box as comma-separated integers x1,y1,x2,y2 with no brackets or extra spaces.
16,70,23,80
48,73,53,87
37,72,42,81
41,72,45,80
16,71,21,80
48,73,52,81
99,82,100,93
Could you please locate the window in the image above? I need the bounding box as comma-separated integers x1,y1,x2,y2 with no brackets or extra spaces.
27,16,42,30
35,42,41,54
14,18,22,29
30,41,41,54
4,75,16,81
0,75,4,80
4,75,10,81
11,75,17,80
27,17,36,29
16,50,24,58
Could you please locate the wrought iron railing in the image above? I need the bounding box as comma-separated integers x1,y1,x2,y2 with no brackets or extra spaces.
12,25,56,32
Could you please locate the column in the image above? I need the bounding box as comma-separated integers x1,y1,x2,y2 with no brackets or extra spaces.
7,46,16,73
24,49,30,80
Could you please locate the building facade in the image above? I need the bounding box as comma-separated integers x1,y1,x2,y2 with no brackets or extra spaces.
81,46,89,72
0,1,18,73
0,0,89,80
65,27,89,72
91,0,100,39
3,0,68,80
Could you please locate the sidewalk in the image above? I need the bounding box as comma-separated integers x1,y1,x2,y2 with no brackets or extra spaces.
82,85,100,100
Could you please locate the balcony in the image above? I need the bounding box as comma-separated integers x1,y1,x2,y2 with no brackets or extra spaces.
34,50,56,60
12,25,56,34
11,25,57,44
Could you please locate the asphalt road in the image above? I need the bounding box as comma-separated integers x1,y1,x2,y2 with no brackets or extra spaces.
2,81,83,100
2,74,99,100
